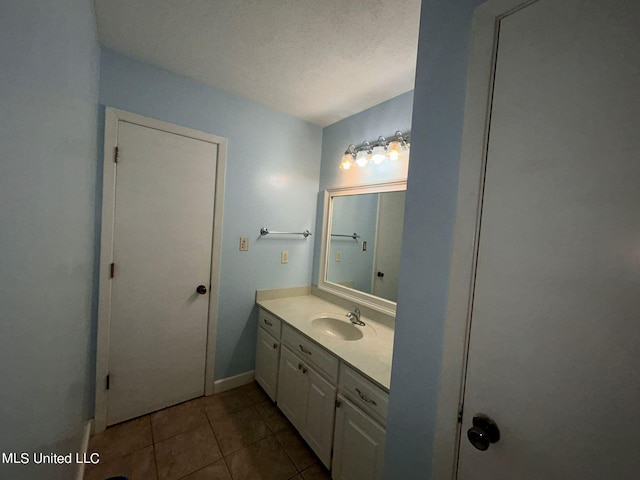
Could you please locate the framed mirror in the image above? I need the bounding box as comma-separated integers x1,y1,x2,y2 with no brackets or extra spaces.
318,180,407,316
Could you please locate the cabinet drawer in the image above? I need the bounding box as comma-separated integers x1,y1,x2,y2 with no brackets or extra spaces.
282,325,339,383
339,364,389,425
258,308,282,338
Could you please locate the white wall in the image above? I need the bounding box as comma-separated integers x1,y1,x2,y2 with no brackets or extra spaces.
0,1,100,478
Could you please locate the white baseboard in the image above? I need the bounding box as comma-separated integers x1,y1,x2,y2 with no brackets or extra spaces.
213,370,255,394
76,419,93,480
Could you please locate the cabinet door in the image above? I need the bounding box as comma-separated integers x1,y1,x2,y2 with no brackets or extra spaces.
332,395,386,480
277,346,306,429
301,367,337,468
255,327,280,401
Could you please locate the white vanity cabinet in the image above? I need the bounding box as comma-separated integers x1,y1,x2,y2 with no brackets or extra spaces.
277,325,338,468
254,302,390,478
254,309,282,401
331,364,389,480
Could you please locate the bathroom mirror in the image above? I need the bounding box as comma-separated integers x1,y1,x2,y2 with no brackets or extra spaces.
318,181,406,316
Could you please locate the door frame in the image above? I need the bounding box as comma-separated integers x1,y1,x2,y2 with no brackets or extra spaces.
431,1,537,478
94,107,227,433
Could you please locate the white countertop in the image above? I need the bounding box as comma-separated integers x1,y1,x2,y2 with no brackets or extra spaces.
257,294,394,391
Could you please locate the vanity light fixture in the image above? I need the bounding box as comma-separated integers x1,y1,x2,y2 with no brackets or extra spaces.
339,144,356,170
355,150,369,167
339,130,410,170
355,141,371,167
387,142,401,160
371,137,387,164
387,131,406,161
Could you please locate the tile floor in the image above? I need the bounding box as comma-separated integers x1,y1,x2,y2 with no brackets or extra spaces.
85,382,331,480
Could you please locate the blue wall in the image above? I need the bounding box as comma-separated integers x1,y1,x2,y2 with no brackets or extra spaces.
313,91,414,284
319,91,414,191
99,49,323,379
0,1,100,478
384,0,484,478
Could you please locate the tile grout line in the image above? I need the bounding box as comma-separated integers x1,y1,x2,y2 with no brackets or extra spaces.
214,405,273,458
208,401,289,478
94,385,278,480
85,416,156,480
272,421,309,477
253,398,320,478
205,401,235,479
149,415,160,480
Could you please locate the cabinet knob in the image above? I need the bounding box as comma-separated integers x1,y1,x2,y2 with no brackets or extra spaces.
302,367,308,374
272,343,278,349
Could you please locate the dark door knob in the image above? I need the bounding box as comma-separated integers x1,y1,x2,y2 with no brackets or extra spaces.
377,271,385,277
196,285,207,295
467,414,500,451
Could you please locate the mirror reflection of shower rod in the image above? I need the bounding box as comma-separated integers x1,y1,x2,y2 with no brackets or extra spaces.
331,233,360,240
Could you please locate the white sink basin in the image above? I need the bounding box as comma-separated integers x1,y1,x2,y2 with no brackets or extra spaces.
311,314,364,341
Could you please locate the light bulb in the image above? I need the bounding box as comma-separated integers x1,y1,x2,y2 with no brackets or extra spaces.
371,145,386,164
339,153,354,170
387,140,402,161
355,150,369,167
339,145,356,170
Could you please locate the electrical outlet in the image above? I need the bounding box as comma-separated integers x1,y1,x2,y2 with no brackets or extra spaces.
281,251,289,264
336,250,342,262
239,237,249,251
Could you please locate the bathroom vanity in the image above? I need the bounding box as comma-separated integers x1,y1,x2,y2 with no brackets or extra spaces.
255,291,393,480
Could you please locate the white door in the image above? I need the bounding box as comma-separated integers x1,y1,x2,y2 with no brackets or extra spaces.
458,1,640,478
372,191,405,302
107,120,217,425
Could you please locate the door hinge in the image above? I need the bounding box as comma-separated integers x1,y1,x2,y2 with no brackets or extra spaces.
106,374,110,390
114,146,119,164
457,404,464,424
110,263,115,278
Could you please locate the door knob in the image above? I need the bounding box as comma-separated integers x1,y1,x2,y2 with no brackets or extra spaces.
196,285,207,295
377,271,385,277
467,414,500,451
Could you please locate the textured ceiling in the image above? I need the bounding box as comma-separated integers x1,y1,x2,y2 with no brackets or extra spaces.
94,0,421,126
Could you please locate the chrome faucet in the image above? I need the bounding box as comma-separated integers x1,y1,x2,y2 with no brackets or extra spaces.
346,307,365,326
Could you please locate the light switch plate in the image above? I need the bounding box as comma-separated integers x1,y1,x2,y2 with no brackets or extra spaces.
336,250,342,262
281,251,289,264
239,237,249,251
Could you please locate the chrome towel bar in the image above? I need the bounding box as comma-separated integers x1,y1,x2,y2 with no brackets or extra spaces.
260,227,312,238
